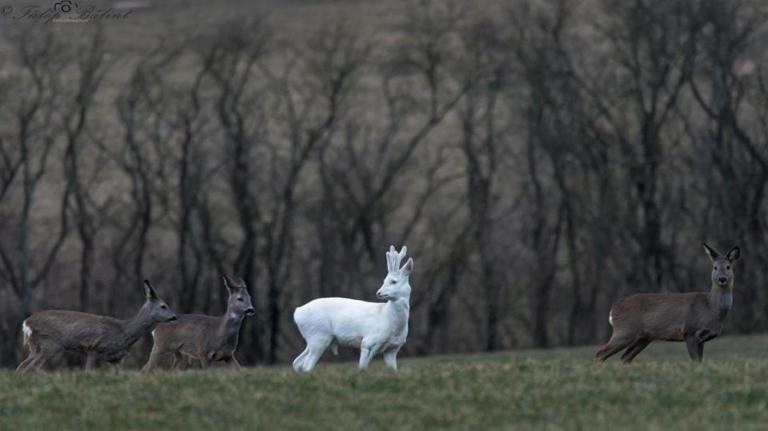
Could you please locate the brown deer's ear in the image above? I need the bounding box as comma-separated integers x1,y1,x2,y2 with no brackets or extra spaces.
726,246,740,262
703,243,720,261
143,280,158,300
238,277,247,287
222,276,233,293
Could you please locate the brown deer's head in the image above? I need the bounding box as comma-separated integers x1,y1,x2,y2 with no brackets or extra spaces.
143,280,177,322
703,243,740,288
223,275,255,317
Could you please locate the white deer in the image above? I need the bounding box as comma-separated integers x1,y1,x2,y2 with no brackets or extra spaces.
292,245,413,372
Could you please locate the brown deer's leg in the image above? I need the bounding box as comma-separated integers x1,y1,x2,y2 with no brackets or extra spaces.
85,352,98,371
143,349,166,372
168,351,179,369
16,353,37,373
697,342,704,360
685,335,702,362
200,355,212,369
696,328,716,343
27,354,48,371
696,329,712,360
114,357,127,371
595,335,634,362
620,339,650,364
176,351,199,369
224,357,241,369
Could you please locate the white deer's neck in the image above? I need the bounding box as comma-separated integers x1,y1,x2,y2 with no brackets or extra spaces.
385,297,410,324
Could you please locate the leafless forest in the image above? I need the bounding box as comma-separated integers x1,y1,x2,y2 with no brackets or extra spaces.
1,0,767,367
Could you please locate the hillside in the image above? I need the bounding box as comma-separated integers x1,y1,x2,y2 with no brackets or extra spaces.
1,334,767,430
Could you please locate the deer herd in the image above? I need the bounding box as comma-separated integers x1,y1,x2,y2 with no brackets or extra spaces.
15,243,740,373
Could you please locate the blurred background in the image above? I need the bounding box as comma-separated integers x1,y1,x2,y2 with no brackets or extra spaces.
0,0,767,367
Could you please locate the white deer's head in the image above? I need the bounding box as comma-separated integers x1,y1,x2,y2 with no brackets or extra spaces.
377,245,413,302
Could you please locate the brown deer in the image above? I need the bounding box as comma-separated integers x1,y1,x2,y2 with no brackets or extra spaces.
596,243,740,363
142,275,255,370
16,280,176,373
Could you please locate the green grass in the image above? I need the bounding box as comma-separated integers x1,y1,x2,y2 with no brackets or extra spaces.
2,335,768,430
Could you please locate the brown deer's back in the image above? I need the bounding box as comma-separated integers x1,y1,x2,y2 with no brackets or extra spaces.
152,314,220,345
26,310,122,351
610,292,709,341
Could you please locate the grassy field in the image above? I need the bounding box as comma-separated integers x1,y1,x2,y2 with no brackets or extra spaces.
1,335,767,430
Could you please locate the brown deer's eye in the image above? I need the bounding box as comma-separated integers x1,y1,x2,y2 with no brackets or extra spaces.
161,305,168,310
237,297,244,301
727,266,731,270
713,266,717,271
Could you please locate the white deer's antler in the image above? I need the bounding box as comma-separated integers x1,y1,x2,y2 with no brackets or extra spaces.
386,245,409,273
392,246,407,272
386,245,396,273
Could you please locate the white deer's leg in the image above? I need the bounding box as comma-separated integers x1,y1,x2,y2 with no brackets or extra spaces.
358,343,378,370
383,349,399,371
302,337,331,372
292,347,310,371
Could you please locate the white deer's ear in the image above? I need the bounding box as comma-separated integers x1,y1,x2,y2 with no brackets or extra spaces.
400,258,414,276
144,280,158,300
703,243,720,261
726,246,740,262
222,276,232,293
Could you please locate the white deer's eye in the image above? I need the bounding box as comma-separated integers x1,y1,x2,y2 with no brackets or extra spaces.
726,266,731,270
390,280,397,284
713,266,717,271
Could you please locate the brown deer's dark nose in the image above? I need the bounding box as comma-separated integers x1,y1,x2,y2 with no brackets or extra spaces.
718,277,728,285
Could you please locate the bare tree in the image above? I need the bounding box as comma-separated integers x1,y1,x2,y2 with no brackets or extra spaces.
0,27,71,363
61,28,111,311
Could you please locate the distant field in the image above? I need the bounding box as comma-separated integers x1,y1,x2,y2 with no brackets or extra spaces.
1,334,767,430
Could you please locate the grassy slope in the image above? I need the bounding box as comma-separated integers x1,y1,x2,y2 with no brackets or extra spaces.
1,335,767,430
